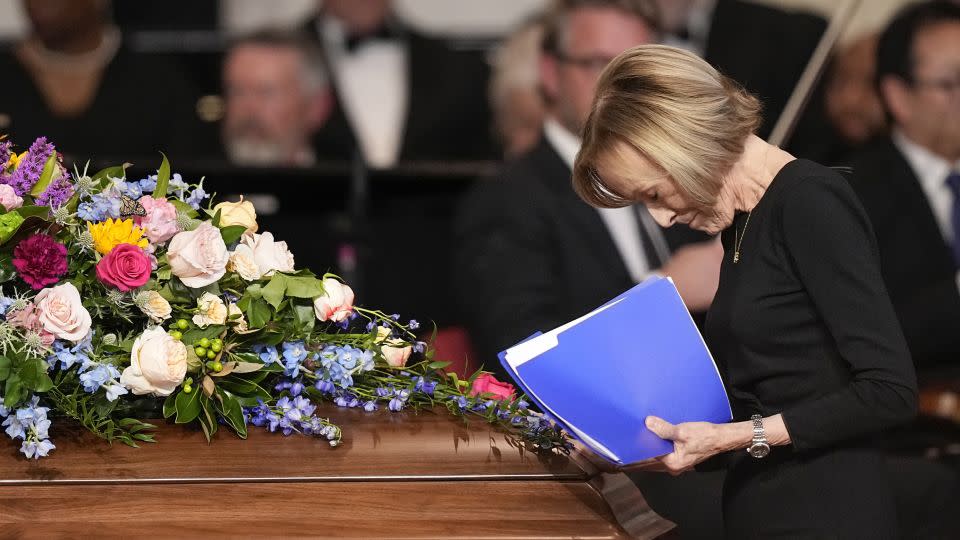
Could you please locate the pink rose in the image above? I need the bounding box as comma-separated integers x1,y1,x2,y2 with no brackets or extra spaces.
135,196,180,244
33,282,92,343
6,304,55,346
470,373,516,401
313,278,354,322
0,184,23,210
167,222,228,288
96,243,152,292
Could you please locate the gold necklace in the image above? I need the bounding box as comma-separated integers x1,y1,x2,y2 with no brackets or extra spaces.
733,211,752,264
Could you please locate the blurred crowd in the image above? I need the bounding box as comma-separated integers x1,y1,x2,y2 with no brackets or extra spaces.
5,0,960,536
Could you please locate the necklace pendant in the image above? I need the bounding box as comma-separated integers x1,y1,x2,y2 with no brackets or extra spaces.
733,252,740,263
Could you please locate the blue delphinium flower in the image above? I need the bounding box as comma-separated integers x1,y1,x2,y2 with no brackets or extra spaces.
0,296,16,318
281,341,308,377
408,319,420,330
315,379,335,394
363,400,378,412
79,363,121,394
413,376,437,396
185,186,208,210
412,341,427,354
1,395,55,459
138,175,157,193
168,173,188,198
253,344,279,365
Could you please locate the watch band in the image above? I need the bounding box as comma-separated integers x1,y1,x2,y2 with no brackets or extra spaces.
747,414,770,458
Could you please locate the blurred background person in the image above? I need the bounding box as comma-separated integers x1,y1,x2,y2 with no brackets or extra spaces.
222,31,332,167
455,2,724,536
652,0,826,154
0,0,202,161
305,0,497,167
822,33,887,163
488,16,547,159
849,0,960,375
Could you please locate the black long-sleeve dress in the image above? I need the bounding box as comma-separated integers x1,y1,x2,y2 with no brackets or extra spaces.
705,159,918,538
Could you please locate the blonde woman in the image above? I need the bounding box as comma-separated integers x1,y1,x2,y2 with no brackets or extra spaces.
573,44,917,538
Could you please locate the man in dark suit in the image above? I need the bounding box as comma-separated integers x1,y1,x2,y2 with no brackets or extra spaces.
656,0,829,159
849,1,960,375
454,2,724,536
304,0,497,166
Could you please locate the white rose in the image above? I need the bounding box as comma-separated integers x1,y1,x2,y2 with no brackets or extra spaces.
192,292,227,328
137,291,172,323
227,302,248,332
226,244,262,281
34,282,92,343
213,196,258,234
382,341,413,367
240,232,295,277
167,222,229,288
313,278,355,322
120,327,188,396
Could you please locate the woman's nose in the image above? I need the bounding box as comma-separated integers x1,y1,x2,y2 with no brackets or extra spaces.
647,206,677,227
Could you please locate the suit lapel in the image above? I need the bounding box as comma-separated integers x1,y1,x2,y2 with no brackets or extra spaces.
531,140,633,282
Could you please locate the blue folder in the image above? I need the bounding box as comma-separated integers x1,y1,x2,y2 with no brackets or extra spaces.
499,277,732,465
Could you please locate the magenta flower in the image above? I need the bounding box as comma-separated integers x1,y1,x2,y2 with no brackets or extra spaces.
12,233,68,290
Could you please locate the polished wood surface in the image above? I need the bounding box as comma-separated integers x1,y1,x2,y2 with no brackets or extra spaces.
0,405,674,538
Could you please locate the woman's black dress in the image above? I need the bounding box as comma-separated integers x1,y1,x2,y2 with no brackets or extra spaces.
705,159,918,538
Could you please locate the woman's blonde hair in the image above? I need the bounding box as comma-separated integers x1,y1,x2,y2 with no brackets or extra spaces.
573,44,762,208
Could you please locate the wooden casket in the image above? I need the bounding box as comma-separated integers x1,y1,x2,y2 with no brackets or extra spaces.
0,405,675,538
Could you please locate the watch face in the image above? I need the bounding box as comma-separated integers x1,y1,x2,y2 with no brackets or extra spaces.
748,443,770,458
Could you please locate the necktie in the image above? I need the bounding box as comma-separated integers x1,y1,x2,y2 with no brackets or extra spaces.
945,171,960,265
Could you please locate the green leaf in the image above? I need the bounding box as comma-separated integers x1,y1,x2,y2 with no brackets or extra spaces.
0,252,16,283
211,208,222,227
292,303,315,331
246,298,272,329
215,389,247,439
18,358,52,392
219,225,247,245
284,275,324,299
0,356,10,381
4,374,24,407
230,361,264,374
157,264,172,281
29,150,59,197
170,199,198,218
154,152,170,199
0,211,25,245
427,361,451,370
174,387,201,424
16,205,51,219
163,393,177,419
245,284,263,299
261,273,287,309
91,163,130,188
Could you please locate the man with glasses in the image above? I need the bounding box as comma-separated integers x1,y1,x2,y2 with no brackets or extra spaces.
454,1,723,536
850,1,960,375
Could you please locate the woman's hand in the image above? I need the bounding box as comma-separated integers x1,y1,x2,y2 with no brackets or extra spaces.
635,416,732,475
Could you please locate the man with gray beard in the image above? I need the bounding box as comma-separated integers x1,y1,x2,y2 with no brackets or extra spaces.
221,31,332,167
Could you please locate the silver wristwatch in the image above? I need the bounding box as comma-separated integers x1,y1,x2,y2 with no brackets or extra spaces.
747,414,770,458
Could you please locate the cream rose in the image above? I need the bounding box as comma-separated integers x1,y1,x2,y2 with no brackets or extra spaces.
120,327,188,396
240,232,295,277
227,302,248,332
382,341,413,367
313,278,354,322
193,292,227,328
226,244,262,281
167,222,229,288
214,196,258,234
34,282,92,343
136,291,172,323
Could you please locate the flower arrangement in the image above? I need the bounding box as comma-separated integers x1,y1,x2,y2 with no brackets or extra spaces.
0,137,569,459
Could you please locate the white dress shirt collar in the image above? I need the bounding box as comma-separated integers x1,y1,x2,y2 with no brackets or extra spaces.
542,118,659,281
892,130,960,243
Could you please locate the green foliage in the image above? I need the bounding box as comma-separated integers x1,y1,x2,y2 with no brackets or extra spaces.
153,152,170,198
29,150,59,197
261,273,324,310
219,225,247,245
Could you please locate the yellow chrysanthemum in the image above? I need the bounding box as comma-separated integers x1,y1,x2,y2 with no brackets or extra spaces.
87,218,149,255
4,151,27,171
